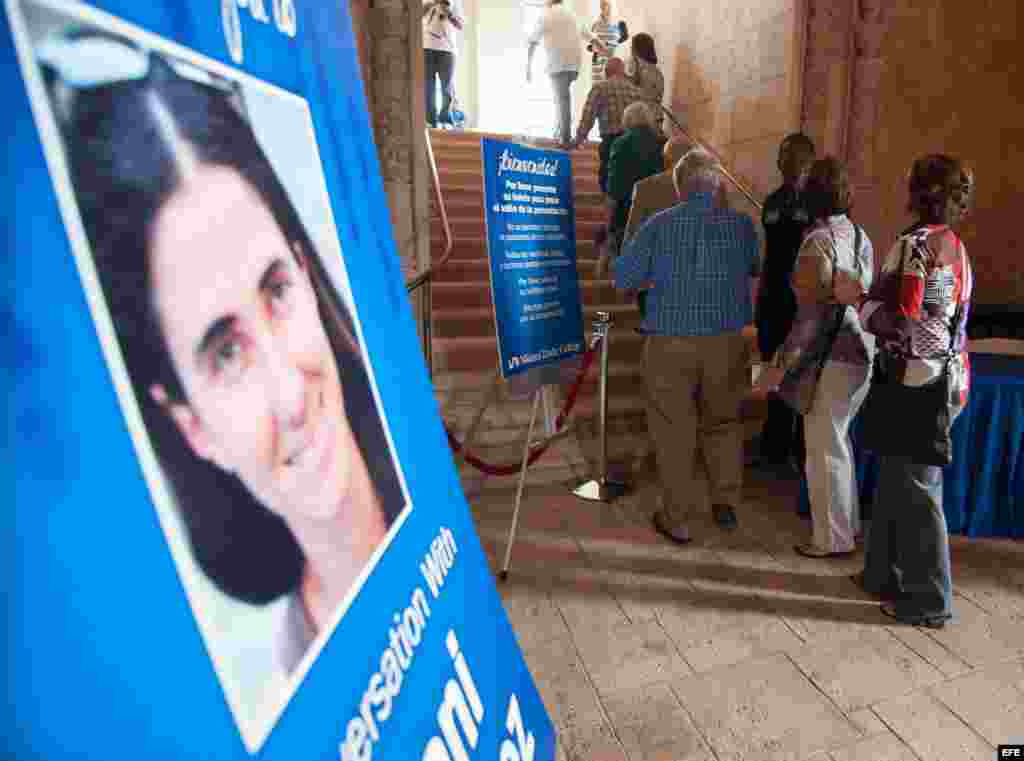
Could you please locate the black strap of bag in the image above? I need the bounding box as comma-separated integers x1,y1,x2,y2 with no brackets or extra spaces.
814,223,863,376
774,222,864,415
876,233,963,382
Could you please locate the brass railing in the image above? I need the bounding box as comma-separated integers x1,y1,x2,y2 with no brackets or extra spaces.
406,128,455,379
657,104,763,212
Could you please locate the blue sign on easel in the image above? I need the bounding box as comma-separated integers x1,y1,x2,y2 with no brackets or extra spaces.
3,1,554,759
481,137,584,379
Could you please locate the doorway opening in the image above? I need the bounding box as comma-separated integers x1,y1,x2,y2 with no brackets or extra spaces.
475,0,559,138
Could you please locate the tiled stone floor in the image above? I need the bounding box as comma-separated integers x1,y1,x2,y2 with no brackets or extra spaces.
470,467,1024,761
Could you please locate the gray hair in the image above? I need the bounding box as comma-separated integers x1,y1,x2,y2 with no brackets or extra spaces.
622,101,651,130
673,147,723,197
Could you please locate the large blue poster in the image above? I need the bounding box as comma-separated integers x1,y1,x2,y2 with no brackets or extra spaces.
481,137,584,378
3,1,554,759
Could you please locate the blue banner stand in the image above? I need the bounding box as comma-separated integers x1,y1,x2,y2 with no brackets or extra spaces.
4,3,556,760
476,136,593,577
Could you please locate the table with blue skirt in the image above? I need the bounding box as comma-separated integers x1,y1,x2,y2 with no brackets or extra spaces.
798,353,1024,538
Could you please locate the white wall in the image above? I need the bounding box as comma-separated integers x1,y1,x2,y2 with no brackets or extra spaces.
456,0,642,136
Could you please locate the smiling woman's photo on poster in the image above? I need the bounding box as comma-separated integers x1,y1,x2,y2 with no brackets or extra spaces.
11,0,412,747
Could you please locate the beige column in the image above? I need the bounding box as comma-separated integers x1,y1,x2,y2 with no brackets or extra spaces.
366,0,432,285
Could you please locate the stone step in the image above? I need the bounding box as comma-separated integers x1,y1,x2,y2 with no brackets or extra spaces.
431,237,598,261
429,127,601,149
433,302,639,339
434,358,768,418
432,279,627,310
430,251,604,282
437,184,608,210
431,132,600,157
434,143,600,170
433,329,646,373
431,195,608,222
437,166,601,193
437,377,649,436
440,390,646,441
434,214,606,240
432,357,643,396
453,430,653,496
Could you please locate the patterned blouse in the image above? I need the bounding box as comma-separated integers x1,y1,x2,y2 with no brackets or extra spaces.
859,224,974,403
782,215,875,367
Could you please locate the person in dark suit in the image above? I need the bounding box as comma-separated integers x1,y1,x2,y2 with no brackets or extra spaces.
753,133,815,472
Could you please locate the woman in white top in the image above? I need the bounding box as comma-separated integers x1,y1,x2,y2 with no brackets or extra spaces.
778,157,874,558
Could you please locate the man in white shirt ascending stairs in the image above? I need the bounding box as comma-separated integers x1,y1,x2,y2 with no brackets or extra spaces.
526,0,606,145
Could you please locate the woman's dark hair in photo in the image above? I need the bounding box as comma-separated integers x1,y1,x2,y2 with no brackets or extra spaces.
631,32,657,64
42,36,404,606
907,153,975,224
803,156,852,221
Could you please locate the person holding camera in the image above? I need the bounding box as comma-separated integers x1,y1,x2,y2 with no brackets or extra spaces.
423,0,464,128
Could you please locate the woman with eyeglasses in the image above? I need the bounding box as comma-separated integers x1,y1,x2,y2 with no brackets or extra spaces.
39,35,405,671
834,155,975,628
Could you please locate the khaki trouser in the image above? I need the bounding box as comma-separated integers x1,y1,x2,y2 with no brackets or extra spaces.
644,332,748,530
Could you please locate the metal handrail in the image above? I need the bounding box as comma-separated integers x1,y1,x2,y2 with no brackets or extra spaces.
656,104,763,212
406,128,455,293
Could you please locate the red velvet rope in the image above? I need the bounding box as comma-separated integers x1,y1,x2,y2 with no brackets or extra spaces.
445,337,603,476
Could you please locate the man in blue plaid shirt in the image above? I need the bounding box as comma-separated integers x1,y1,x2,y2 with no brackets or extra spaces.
613,148,760,541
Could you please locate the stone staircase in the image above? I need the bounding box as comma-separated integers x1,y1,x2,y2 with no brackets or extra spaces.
427,128,652,494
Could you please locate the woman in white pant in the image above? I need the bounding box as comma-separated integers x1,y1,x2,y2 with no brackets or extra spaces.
783,157,875,557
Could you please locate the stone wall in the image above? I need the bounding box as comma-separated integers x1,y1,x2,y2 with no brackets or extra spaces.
801,0,1021,307
361,0,431,282
616,0,804,209
871,0,1022,306
801,0,886,262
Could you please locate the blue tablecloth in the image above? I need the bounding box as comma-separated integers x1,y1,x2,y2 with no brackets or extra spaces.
799,353,1024,538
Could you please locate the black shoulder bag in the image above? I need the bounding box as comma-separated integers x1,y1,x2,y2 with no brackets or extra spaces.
858,243,964,466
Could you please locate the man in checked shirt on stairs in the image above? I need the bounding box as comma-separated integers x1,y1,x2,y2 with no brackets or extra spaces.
613,148,761,543
567,56,644,195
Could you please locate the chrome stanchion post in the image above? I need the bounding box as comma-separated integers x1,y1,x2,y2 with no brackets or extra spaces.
573,311,629,502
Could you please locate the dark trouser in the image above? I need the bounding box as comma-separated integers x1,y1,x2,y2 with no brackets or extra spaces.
637,289,648,321
550,70,577,144
863,456,953,621
756,298,801,464
424,48,455,126
598,132,622,194
761,398,805,465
